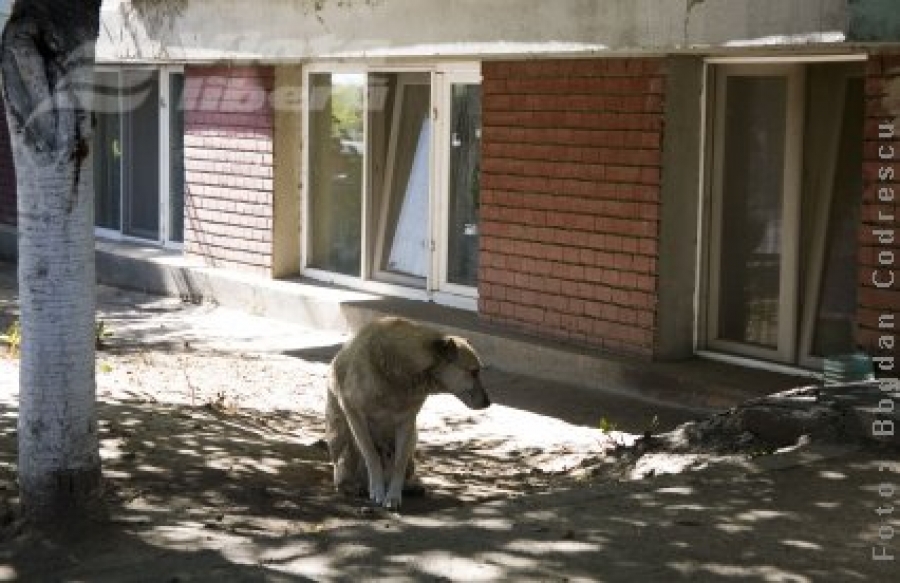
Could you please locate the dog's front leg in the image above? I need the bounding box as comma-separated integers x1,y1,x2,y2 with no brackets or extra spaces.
342,408,386,504
384,418,416,510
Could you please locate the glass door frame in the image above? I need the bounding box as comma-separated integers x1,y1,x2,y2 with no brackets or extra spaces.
433,68,481,302
300,62,481,310
797,64,866,369
703,63,805,364
93,66,125,240
371,72,433,288
301,64,429,302
159,65,185,249
92,65,184,248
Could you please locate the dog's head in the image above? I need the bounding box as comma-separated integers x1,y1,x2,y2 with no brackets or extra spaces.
430,335,491,410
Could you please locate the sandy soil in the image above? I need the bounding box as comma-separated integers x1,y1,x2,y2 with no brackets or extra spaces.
1,288,897,581
0,292,630,580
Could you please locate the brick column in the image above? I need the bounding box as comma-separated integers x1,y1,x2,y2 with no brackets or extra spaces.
860,53,900,373
183,66,275,274
479,59,665,358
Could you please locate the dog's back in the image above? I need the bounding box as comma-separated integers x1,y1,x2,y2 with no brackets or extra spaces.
331,317,442,408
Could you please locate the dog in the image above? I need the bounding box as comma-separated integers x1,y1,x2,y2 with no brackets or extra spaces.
325,316,491,509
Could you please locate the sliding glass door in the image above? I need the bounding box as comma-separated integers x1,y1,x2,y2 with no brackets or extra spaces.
122,70,160,240
705,62,864,367
444,80,481,289
307,73,364,276
94,71,122,232
93,67,185,246
800,64,865,365
304,66,482,306
708,65,803,362
168,73,186,244
371,73,432,286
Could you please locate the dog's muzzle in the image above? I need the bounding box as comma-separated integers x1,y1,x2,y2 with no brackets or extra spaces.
460,378,491,410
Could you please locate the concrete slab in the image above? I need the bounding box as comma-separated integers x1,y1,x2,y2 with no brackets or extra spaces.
2,239,811,416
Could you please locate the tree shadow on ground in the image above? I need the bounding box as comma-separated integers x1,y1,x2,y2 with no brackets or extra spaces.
1,391,896,581
0,391,590,580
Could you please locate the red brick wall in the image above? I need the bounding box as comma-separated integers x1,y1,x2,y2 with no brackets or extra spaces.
183,66,275,273
479,59,665,358
859,52,899,372
0,100,15,226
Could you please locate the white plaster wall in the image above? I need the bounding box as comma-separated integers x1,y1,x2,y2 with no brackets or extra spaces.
96,0,850,63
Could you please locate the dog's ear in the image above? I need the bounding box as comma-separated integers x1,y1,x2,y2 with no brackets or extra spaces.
432,336,458,363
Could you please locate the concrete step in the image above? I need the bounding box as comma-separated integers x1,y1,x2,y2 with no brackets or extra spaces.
84,240,811,414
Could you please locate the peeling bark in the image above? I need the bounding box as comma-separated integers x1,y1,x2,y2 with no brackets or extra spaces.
1,0,103,522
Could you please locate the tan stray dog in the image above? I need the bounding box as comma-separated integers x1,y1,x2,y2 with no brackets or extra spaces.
325,317,491,509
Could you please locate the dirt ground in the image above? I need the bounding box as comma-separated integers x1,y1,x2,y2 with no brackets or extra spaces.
0,285,628,581
1,281,899,581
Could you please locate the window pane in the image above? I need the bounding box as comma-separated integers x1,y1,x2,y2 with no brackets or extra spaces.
308,73,364,276
169,73,185,243
122,70,160,240
93,71,121,230
717,76,787,348
447,83,481,287
371,73,430,284
812,78,863,356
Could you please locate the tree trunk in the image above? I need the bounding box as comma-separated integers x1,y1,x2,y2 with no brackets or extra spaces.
1,0,103,522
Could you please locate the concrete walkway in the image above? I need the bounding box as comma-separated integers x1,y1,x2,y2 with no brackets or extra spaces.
0,251,803,433
0,259,702,433
85,241,810,411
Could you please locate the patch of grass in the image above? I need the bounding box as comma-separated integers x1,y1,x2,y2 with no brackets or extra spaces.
95,320,114,350
1,319,20,357
0,318,114,356
598,417,619,433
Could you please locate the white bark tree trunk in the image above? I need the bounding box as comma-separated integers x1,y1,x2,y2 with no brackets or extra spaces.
1,0,103,521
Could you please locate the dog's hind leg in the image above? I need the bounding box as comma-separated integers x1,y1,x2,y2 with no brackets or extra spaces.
334,440,367,497
325,392,356,494
326,389,367,497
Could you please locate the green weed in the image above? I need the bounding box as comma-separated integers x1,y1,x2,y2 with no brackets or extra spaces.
1,319,21,357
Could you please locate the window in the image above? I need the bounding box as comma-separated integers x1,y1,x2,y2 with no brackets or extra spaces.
442,82,482,289
703,61,865,367
371,72,432,287
304,66,481,306
308,73,364,276
93,68,185,246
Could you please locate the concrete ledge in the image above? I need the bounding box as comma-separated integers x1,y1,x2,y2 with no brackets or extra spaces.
95,240,378,333
93,240,808,411
6,237,810,412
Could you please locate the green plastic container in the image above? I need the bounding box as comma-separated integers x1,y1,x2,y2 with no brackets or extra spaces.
823,353,875,385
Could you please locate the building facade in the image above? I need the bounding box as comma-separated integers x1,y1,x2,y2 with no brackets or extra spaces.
0,0,898,375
